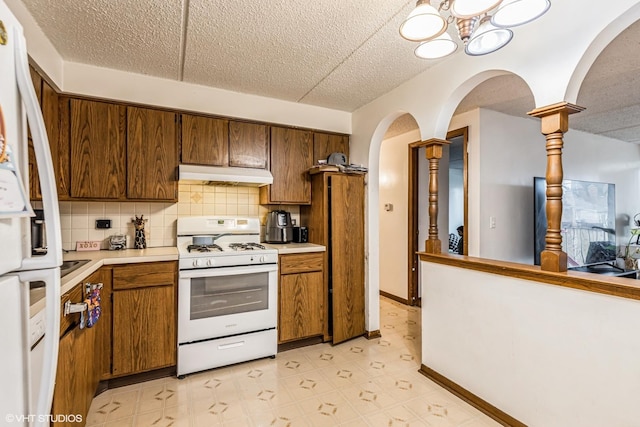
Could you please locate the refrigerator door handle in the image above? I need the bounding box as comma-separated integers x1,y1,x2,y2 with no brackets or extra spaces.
13,27,62,272
15,268,60,427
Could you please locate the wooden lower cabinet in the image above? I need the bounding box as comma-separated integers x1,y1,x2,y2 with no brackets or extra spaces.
278,253,324,343
52,269,107,426
51,261,176,425
111,262,177,376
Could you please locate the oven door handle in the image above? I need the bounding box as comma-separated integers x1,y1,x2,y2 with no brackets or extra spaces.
179,264,278,279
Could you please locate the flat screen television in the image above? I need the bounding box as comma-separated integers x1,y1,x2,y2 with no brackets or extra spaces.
533,177,616,267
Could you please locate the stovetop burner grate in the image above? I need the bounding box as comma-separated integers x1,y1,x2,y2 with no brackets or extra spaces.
187,244,223,253
228,242,266,251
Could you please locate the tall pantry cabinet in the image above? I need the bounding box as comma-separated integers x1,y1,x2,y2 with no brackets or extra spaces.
301,172,366,344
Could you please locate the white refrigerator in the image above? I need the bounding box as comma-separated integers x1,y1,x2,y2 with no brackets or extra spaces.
0,1,62,426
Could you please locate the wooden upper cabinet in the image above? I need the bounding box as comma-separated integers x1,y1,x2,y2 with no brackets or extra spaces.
43,83,72,200
70,99,126,199
313,132,349,164
27,66,42,200
127,107,178,201
229,121,269,169
27,75,68,201
260,126,312,204
181,114,229,166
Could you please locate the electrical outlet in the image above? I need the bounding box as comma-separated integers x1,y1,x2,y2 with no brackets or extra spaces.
489,216,496,229
96,219,111,229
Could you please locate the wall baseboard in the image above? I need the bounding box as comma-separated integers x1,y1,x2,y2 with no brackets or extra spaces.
418,364,526,427
365,330,381,339
380,290,409,305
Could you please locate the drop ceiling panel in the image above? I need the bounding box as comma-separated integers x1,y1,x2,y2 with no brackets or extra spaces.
300,2,436,111
571,104,640,136
182,0,413,108
22,0,184,79
601,126,640,144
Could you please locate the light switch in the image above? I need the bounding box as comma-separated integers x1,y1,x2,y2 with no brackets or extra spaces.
489,216,496,229
384,203,393,212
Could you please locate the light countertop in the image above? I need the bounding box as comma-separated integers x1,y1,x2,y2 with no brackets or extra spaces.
61,247,179,293
29,247,178,317
263,242,326,254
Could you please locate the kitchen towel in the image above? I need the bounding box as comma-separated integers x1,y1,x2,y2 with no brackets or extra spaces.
85,285,101,328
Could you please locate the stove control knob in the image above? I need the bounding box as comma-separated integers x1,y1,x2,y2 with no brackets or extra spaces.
206,258,215,266
260,255,267,263
193,259,203,267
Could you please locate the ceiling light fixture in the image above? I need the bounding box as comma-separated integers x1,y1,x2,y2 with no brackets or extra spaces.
400,0,551,59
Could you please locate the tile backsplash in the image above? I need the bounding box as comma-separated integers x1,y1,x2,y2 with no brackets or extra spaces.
60,183,299,250
60,201,178,251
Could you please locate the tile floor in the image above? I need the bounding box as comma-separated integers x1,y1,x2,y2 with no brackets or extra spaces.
86,297,501,426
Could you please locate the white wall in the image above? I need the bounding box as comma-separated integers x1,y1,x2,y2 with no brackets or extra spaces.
378,135,408,300
378,129,419,301
473,109,640,264
421,261,640,427
476,109,545,263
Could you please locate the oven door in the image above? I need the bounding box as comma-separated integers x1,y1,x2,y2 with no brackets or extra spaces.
178,264,277,344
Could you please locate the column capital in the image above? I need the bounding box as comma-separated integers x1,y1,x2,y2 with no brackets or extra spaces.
528,102,585,118
422,138,451,146
528,102,586,134
423,138,451,160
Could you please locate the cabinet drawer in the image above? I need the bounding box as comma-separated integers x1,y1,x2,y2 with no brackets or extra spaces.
280,253,324,274
113,262,176,290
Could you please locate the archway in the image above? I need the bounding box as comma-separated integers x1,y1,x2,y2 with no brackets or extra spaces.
378,114,420,306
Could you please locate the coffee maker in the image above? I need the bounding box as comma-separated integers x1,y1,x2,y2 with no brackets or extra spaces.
265,210,293,243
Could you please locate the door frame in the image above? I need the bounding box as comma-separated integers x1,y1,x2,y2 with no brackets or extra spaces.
446,127,469,256
407,127,469,306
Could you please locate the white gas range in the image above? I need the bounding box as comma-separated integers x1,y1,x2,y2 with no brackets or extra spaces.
176,216,278,377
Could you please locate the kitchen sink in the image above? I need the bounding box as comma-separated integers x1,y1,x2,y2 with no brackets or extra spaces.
60,259,91,278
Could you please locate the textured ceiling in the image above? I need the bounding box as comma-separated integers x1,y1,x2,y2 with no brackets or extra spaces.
21,0,443,112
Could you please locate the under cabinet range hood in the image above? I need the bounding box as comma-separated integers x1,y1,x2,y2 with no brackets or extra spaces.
178,164,273,186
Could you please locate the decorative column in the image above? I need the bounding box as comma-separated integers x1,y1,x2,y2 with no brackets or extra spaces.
528,102,585,272
424,138,451,254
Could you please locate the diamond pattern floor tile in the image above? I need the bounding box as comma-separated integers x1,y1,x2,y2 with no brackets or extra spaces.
86,297,502,426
